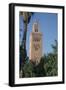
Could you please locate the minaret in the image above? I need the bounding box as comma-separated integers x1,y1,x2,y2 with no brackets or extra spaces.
29,22,42,64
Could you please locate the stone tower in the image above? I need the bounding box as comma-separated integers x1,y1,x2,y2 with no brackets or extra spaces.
29,22,42,64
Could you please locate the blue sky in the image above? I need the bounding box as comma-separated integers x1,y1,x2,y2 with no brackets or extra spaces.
19,12,57,56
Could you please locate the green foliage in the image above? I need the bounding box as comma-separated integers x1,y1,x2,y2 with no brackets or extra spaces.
34,57,46,77
22,61,35,77
44,54,58,76
20,40,58,78
44,40,58,76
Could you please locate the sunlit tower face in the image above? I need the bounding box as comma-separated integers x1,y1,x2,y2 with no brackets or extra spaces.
29,22,42,65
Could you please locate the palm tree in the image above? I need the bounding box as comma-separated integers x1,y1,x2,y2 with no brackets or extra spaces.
20,12,34,66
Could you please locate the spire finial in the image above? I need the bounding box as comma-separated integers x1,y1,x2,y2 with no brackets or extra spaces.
33,20,39,32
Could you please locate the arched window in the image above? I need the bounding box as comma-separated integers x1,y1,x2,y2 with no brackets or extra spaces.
35,29,38,32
